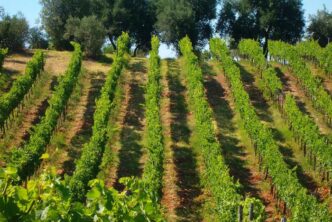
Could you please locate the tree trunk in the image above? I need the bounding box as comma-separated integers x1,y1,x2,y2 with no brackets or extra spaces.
263,26,271,58
133,45,139,57
109,34,117,50
263,37,269,59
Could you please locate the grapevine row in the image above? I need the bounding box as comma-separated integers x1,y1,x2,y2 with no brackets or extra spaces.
142,36,164,198
9,43,82,180
238,39,267,73
238,40,282,100
269,40,332,125
180,36,264,221
0,50,44,129
239,38,332,188
283,94,332,171
0,167,164,220
296,40,332,76
210,37,330,221
69,33,130,200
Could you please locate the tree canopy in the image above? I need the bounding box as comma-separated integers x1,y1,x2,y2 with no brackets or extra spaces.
40,0,156,55
40,0,92,50
29,27,49,49
0,0,318,56
0,8,29,51
39,0,218,54
307,6,332,47
155,0,217,50
65,16,106,57
217,0,305,53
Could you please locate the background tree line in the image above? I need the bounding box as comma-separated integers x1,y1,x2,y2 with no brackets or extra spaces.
0,0,331,57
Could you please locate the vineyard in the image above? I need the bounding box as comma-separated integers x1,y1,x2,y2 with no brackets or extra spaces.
1,34,332,221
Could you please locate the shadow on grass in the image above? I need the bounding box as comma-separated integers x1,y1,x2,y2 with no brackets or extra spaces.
201,62,215,76
90,54,113,65
0,70,20,93
237,63,273,123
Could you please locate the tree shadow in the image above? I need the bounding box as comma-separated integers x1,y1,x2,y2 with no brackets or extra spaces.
95,54,113,64
63,73,105,175
2,67,21,76
167,59,203,222
237,63,273,123
12,51,34,58
4,59,27,65
114,60,146,190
